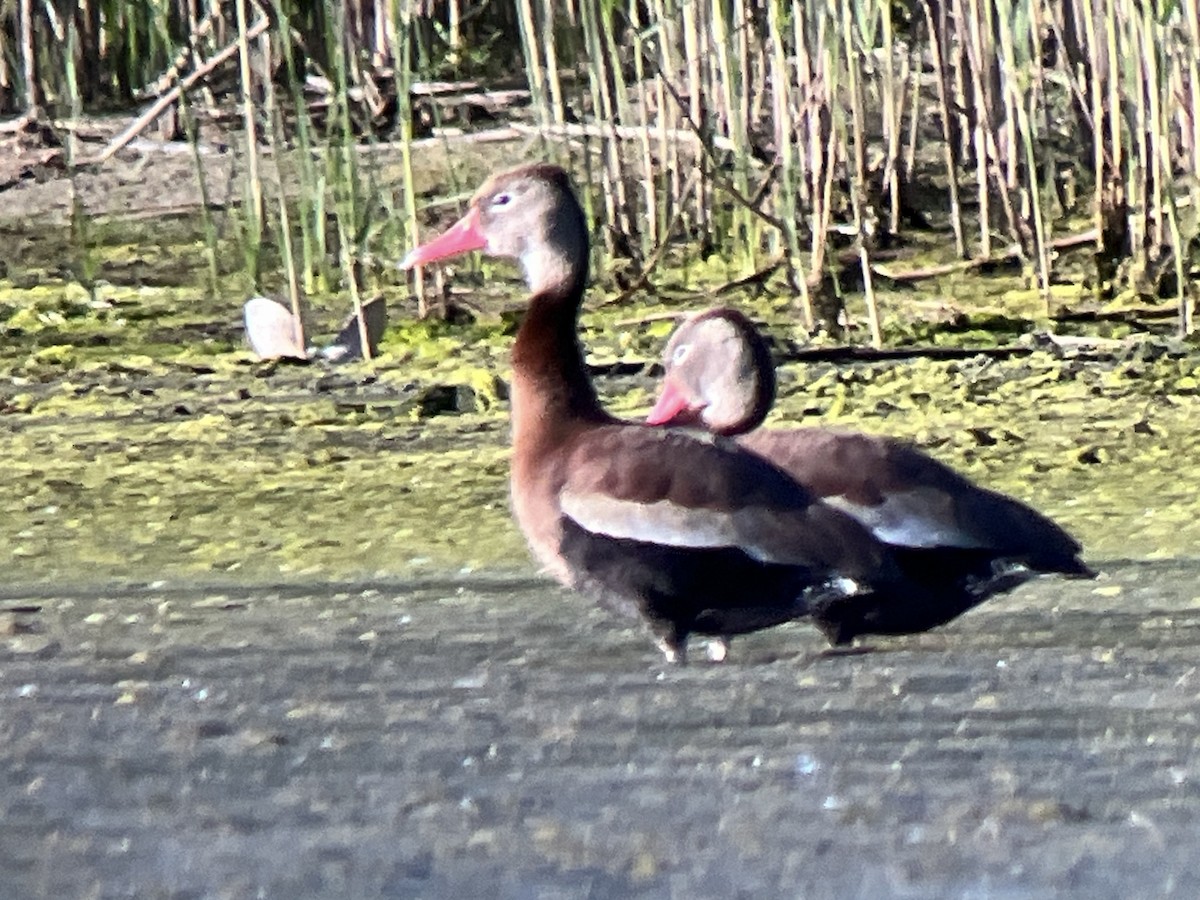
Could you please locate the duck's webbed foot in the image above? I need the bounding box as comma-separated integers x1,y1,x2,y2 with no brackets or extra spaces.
652,625,689,665
705,637,730,662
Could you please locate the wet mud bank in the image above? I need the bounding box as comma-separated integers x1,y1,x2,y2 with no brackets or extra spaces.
2,560,1200,898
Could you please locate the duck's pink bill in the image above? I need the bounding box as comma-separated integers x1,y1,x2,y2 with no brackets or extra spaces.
399,207,486,270
646,380,691,425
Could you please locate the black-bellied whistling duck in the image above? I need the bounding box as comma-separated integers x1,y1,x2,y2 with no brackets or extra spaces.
400,164,925,663
647,307,1096,646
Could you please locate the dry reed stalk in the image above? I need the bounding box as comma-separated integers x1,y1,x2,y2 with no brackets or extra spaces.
1075,0,1106,269
879,0,903,235
903,49,921,185
388,0,425,315
651,0,681,228
260,28,304,342
628,0,658,256
839,2,882,346
578,0,619,257
956,0,991,256
1183,0,1200,217
712,0,752,268
930,0,968,257
539,0,565,125
993,0,1050,309
515,0,548,128
1126,10,1148,277
1141,3,1165,253
790,5,812,210
797,7,834,293
1102,0,1128,272
234,0,264,281
680,0,708,237
597,1,633,245
766,0,812,328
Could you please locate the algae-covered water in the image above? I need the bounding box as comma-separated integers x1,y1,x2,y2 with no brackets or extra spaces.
3,148,1199,590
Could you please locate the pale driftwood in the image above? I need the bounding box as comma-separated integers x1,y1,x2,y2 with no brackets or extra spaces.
410,80,484,96
0,111,38,134
265,126,523,156
509,120,749,159
419,89,530,113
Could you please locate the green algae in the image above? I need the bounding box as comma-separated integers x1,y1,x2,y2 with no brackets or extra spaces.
3,197,1200,587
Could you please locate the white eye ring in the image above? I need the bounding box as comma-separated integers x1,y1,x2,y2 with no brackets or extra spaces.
671,343,691,365
491,192,512,208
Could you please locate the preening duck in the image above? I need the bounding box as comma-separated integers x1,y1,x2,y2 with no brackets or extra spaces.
647,307,1096,645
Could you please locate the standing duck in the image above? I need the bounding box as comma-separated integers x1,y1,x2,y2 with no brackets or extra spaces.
401,164,925,662
647,307,1096,646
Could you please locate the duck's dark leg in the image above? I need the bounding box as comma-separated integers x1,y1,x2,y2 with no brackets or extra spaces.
652,622,690,664
813,615,856,648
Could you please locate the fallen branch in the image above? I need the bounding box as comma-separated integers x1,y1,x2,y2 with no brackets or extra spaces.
80,13,272,165
136,4,224,99
873,228,1100,282
776,328,1154,366
608,258,787,323
710,258,784,297
872,254,1017,282
778,343,1030,364
585,332,1148,380
612,310,689,328
1046,228,1105,251
1053,304,1182,324
410,80,481,95
597,170,698,307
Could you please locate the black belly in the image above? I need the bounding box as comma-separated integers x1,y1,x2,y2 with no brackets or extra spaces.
807,546,1035,645
558,516,822,642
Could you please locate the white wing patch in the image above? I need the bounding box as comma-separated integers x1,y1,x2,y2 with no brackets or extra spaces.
560,490,812,565
561,491,735,548
823,489,985,549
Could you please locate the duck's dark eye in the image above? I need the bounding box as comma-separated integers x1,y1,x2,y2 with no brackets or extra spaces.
671,343,691,365
491,192,512,208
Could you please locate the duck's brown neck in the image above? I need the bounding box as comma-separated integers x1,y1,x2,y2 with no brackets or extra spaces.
510,275,609,440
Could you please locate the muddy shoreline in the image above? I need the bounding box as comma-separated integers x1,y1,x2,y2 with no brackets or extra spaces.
3,560,1200,898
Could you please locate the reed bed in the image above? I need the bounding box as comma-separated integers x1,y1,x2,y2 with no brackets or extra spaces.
2,0,1197,339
